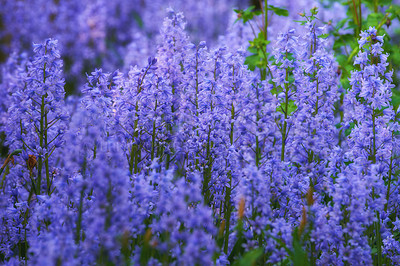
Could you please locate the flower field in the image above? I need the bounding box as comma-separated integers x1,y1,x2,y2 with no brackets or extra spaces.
1,0,400,265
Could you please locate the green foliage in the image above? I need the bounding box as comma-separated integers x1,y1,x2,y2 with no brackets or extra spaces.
393,89,400,109
228,218,245,263
345,122,356,137
267,5,289,17
318,33,330,39
366,12,385,26
362,0,393,10
276,99,297,116
131,10,144,29
270,228,310,266
233,6,262,24
244,53,262,71
245,33,270,71
232,248,264,266
291,229,310,266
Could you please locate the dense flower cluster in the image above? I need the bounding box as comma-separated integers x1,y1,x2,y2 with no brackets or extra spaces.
0,2,399,266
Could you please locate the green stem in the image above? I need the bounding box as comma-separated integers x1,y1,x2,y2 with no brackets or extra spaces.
264,0,268,42
371,108,382,264
0,166,7,191
45,112,50,195
224,74,237,253
0,149,22,177
338,93,344,146
75,189,84,244
384,148,393,212
129,102,140,175
37,94,46,194
223,174,232,254
352,0,360,35
375,212,383,265
203,127,212,205
195,48,200,169
359,0,362,30
310,241,316,266
281,69,289,162
151,100,158,161
255,88,261,167
372,111,376,164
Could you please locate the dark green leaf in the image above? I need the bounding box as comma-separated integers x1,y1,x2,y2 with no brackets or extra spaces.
318,33,330,39
335,18,348,31
245,54,261,71
365,12,384,28
291,229,309,266
267,5,289,16
294,20,307,25
233,248,264,266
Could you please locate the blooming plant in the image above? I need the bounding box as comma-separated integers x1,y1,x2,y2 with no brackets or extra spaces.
1,1,400,265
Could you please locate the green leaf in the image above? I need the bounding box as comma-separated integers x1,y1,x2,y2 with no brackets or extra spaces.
233,248,264,266
267,5,289,16
387,4,400,17
291,229,309,266
361,0,392,11
345,122,356,136
333,34,357,50
245,54,261,71
276,100,297,116
131,10,144,28
392,89,400,109
234,6,262,24
335,18,348,31
247,47,258,54
371,247,378,255
318,33,330,39
365,12,385,28
287,100,297,115
294,20,307,25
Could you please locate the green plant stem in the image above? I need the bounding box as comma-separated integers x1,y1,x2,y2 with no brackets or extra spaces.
375,213,383,266
384,147,393,212
0,166,7,191
338,93,344,146
359,0,362,30
224,78,236,253
37,94,46,194
202,59,218,205
255,88,261,167
75,189,84,244
264,0,268,42
371,107,383,264
45,112,50,195
372,111,376,164
281,69,289,162
129,102,140,175
195,49,200,170
202,127,212,205
223,173,232,254
151,100,158,161
352,0,360,34
0,149,22,177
